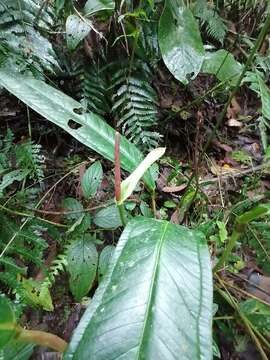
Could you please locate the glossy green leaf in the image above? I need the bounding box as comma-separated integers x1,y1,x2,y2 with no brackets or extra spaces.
0,296,16,349
98,245,115,283
64,217,213,360
84,0,115,16
158,0,205,84
82,161,103,199
66,15,92,51
93,205,122,229
0,70,155,191
119,147,165,204
67,235,98,301
202,50,243,86
1,341,34,360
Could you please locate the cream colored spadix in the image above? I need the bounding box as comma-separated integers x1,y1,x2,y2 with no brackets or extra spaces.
118,147,166,204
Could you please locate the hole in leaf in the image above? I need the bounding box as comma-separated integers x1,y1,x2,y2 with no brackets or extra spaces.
73,107,84,115
186,72,195,81
68,119,82,130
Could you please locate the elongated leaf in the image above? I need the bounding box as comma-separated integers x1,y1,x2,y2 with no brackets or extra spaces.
0,70,155,191
84,0,115,16
0,296,16,349
64,217,213,360
66,15,92,51
81,161,103,199
67,236,98,301
119,147,165,204
158,0,205,84
202,50,243,86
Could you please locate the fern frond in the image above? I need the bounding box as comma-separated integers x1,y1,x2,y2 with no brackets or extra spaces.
42,252,68,289
15,140,45,182
82,64,110,116
0,215,48,299
194,0,227,44
69,56,110,116
111,67,161,151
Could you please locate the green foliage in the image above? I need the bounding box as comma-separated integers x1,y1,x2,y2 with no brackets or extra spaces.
66,15,92,51
0,296,16,349
0,130,45,197
82,64,110,116
240,299,270,334
202,50,243,86
84,0,115,16
64,217,213,360
93,205,122,229
67,235,98,301
158,0,205,84
2,1,269,357
0,214,51,308
111,66,161,151
0,0,59,73
0,341,33,360
244,70,270,151
98,245,115,283
194,0,228,44
0,69,155,191
246,221,270,272
81,161,103,199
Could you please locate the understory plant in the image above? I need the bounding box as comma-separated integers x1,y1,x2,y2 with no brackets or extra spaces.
1,0,270,359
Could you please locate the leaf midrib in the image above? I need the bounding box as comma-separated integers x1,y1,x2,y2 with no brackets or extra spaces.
135,221,169,359
0,72,140,169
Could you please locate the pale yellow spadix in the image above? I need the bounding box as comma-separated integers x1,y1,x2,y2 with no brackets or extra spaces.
118,147,166,204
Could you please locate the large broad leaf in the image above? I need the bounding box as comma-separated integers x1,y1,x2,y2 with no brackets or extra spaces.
0,0,59,72
202,50,243,86
66,15,92,51
158,0,205,84
84,0,115,16
0,70,154,191
64,217,213,360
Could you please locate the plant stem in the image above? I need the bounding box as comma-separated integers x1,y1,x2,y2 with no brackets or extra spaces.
151,191,157,218
214,229,240,272
216,279,269,360
114,131,121,202
16,326,67,353
117,203,127,227
214,205,269,272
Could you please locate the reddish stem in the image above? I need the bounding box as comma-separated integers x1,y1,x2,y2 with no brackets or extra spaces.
114,132,121,202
